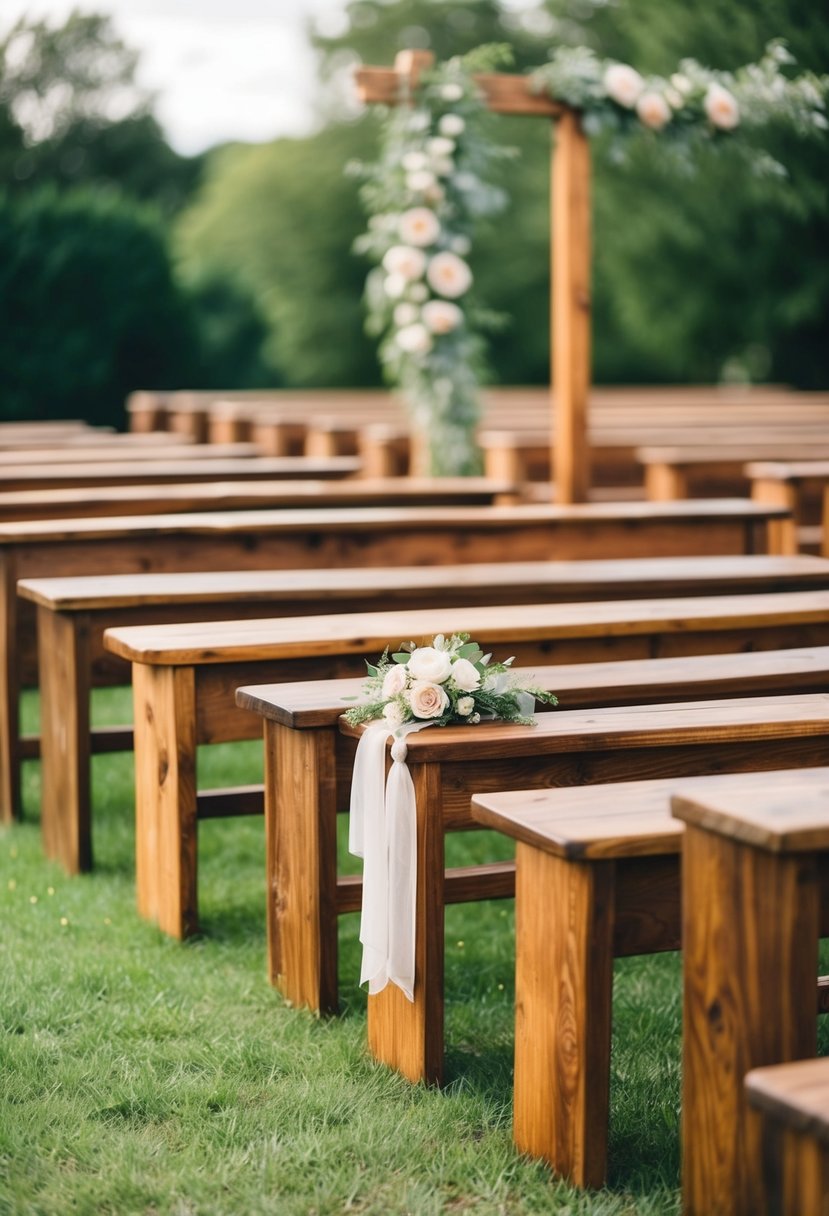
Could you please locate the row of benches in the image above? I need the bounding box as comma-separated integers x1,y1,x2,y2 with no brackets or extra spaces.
9,415,829,1212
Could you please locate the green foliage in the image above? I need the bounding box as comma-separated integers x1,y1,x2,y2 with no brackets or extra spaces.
0,188,197,425
177,125,385,388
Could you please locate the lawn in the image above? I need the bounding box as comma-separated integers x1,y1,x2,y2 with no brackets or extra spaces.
2,688,825,1215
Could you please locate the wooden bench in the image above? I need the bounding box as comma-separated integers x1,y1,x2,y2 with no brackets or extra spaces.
102,595,829,939
332,701,829,1094
745,1058,829,1215
19,558,829,873
471,766,829,1189
672,776,829,1215
748,460,829,556
0,476,521,523
0,496,786,822
0,440,258,465
0,454,362,492
640,444,829,510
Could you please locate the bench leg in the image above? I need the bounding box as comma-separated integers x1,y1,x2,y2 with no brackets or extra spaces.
0,554,20,824
39,608,91,873
367,762,445,1085
132,663,198,939
266,722,339,1013
681,825,819,1216
513,844,615,1188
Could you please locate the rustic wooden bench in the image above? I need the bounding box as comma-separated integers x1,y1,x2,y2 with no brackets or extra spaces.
0,454,362,492
239,667,829,1024
471,766,829,1189
0,497,786,822
0,476,520,523
19,558,829,874
745,1058,829,1215
672,776,829,1215
333,700,829,1094
0,440,258,465
640,444,829,510
748,460,829,556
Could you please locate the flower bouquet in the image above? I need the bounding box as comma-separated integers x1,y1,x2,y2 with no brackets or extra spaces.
343,632,557,730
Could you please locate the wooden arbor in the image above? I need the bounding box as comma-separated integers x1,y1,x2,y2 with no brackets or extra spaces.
355,50,591,503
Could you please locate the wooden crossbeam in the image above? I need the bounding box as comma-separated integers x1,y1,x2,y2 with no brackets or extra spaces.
354,50,591,503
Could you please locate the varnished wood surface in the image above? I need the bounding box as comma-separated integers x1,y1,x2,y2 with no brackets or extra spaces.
237,645,829,728
746,1058,829,1144
20,554,829,611
0,477,518,522
672,781,829,853
0,455,361,490
104,590,829,665
472,766,829,860
0,441,256,465
747,460,829,483
0,497,787,545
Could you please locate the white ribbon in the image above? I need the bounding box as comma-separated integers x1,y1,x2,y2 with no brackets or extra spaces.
348,720,432,1002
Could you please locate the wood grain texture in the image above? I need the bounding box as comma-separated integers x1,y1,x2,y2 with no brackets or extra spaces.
679,824,820,1216
746,1058,829,1144
671,783,829,853
132,663,198,938
513,844,614,1187
38,608,91,873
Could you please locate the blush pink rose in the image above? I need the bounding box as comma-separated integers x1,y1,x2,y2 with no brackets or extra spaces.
382,665,408,698
408,681,450,719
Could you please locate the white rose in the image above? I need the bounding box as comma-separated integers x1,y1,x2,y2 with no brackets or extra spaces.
451,658,480,692
426,251,472,299
408,681,450,719
382,244,426,281
406,169,438,193
382,664,408,698
439,114,465,137
383,273,407,299
704,83,740,130
383,700,406,728
396,323,433,355
603,63,645,109
393,302,419,327
407,646,453,683
440,83,464,102
665,87,684,110
401,151,428,172
636,91,672,130
670,73,692,95
409,283,428,303
427,136,455,157
457,696,475,716
421,299,463,335
399,207,440,247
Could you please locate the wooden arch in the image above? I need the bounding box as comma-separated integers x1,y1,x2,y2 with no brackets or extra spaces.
355,49,591,504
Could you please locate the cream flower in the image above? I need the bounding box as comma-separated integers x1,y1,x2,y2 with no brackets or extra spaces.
704,83,740,130
396,323,433,355
407,169,438,193
382,664,408,698
457,696,475,716
393,302,419,327
383,273,407,299
401,151,428,172
636,91,672,130
408,646,453,683
382,245,426,281
451,658,480,692
603,63,645,108
383,700,406,728
408,681,450,719
426,251,472,299
439,114,465,137
422,299,463,335
427,135,455,158
399,207,440,247
441,83,464,102
409,283,429,303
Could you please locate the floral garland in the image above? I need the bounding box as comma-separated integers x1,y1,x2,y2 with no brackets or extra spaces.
353,49,515,477
343,632,557,730
353,42,827,477
532,40,828,176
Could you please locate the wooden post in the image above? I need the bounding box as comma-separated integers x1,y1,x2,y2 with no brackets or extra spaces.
552,110,591,504
354,54,591,502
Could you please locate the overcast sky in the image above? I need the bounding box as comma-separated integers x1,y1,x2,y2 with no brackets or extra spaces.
1,0,352,153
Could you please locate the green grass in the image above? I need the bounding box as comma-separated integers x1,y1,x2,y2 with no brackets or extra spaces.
4,690,827,1215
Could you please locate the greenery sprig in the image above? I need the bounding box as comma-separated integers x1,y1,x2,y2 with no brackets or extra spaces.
352,47,516,476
